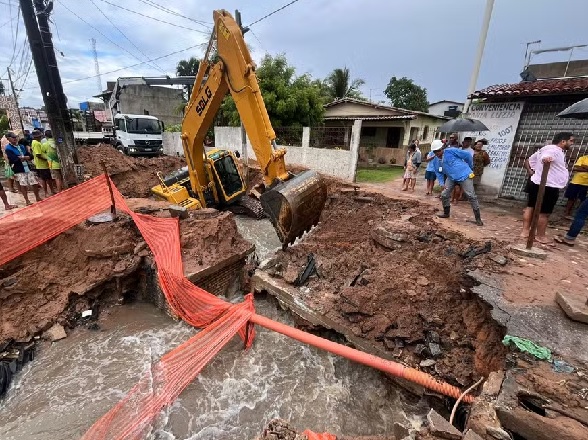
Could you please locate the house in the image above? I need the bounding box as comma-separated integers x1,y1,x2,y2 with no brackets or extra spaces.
428,100,464,117
323,98,450,165
468,75,588,198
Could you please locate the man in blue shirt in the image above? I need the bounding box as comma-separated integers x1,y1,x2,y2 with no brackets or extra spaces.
424,140,444,195
433,143,483,226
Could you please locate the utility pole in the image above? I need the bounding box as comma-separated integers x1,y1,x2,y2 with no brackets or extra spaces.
6,67,25,133
90,38,103,94
20,0,77,186
463,0,495,115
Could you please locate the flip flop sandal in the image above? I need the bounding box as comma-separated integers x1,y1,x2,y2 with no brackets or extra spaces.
554,236,575,247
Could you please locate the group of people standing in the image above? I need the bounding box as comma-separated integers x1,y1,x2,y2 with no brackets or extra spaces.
403,133,491,226
1,129,63,209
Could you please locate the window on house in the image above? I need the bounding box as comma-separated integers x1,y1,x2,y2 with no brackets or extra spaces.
448,105,458,111
422,126,429,140
361,127,377,137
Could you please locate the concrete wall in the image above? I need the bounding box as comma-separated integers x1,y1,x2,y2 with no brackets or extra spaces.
118,85,183,126
162,132,183,156
209,123,361,181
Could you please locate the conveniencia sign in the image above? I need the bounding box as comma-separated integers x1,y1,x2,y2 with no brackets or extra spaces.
464,101,525,191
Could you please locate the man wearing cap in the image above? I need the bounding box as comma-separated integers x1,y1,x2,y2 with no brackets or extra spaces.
433,141,483,226
4,131,42,205
31,129,55,197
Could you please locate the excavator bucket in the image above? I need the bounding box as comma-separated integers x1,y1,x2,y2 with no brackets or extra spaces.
260,170,327,247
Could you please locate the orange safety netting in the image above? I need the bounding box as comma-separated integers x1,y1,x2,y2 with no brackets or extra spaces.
0,175,473,440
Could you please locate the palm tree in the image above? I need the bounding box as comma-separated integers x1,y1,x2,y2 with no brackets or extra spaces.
176,57,201,104
176,57,200,77
326,67,365,101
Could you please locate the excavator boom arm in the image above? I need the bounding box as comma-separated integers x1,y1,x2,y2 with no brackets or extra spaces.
180,10,327,246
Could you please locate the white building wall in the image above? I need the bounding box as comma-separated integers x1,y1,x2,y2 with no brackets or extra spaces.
209,125,361,182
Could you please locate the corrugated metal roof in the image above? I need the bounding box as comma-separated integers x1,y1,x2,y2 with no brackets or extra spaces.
324,115,415,121
470,77,588,99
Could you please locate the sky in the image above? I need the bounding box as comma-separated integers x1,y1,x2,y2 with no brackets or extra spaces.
2,0,588,110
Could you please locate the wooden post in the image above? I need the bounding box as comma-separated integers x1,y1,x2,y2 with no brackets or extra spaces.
100,161,116,217
526,162,551,249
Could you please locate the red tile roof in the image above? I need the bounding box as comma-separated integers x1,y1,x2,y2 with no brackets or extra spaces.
470,77,588,99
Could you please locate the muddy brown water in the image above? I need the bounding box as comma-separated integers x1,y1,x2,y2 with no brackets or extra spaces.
0,217,428,439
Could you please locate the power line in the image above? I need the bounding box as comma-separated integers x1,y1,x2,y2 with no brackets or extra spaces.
95,0,209,34
87,0,166,73
134,0,211,28
60,43,205,85
248,0,303,27
59,0,167,74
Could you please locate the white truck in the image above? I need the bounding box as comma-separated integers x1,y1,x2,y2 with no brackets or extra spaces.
113,113,165,156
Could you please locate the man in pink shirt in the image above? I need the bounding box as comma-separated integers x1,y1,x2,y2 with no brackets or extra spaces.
521,132,575,243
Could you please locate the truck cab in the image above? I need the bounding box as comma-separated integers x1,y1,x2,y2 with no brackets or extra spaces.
113,114,165,156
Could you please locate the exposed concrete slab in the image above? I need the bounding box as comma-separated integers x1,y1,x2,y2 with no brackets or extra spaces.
251,270,426,397
426,409,462,440
463,430,484,440
509,245,547,260
556,291,588,325
468,270,588,363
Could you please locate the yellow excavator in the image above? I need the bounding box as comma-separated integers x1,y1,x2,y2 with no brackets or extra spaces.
151,9,327,247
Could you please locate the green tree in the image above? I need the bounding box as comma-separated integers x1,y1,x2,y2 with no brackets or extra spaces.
325,67,365,100
383,76,428,112
219,54,325,127
176,57,201,107
0,115,9,132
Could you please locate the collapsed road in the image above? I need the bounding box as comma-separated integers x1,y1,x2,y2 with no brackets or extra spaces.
0,145,587,440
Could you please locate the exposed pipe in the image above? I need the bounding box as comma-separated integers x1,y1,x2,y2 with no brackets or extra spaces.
250,313,475,403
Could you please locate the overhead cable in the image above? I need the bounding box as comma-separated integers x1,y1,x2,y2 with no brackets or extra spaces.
248,0,303,27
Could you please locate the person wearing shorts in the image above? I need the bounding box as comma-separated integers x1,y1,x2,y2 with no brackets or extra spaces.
424,140,443,195
521,132,574,243
4,131,42,205
32,129,55,197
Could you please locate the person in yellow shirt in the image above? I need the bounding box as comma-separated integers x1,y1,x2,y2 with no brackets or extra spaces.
564,155,588,217
31,129,56,197
44,130,63,192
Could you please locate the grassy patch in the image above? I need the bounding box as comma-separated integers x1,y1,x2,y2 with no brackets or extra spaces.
355,166,404,183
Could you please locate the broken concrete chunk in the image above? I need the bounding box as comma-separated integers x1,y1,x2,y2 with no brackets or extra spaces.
463,430,485,440
490,255,508,266
428,342,442,358
1,276,17,287
420,359,436,367
393,422,411,439
427,409,462,440
44,324,67,342
486,426,513,440
168,204,189,219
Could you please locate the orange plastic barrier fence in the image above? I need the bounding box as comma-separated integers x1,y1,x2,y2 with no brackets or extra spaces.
0,175,473,439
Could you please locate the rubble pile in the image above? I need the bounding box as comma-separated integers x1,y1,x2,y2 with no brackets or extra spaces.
77,144,186,198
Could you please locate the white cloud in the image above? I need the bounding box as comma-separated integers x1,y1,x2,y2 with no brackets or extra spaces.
2,0,588,111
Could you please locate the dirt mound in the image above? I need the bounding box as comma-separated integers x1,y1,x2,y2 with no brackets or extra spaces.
0,208,253,345
269,190,509,387
77,144,185,198
0,216,142,344
180,210,254,275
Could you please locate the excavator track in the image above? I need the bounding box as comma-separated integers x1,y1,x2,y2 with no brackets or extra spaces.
260,170,327,248
227,195,266,220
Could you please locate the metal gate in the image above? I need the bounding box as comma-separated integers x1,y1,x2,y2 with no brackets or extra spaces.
499,101,588,201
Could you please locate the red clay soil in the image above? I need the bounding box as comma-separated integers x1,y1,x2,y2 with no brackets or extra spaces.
77,144,185,198
0,216,142,344
269,189,509,387
0,208,252,345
